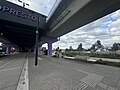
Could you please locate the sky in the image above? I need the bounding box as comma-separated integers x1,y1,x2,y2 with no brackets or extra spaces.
6,0,120,49
53,10,120,49
7,0,56,16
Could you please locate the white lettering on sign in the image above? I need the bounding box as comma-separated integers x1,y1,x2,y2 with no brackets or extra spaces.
0,5,40,22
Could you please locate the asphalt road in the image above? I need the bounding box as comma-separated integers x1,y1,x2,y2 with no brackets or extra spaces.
0,53,27,90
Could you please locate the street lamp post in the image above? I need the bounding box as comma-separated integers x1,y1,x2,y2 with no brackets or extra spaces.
17,0,39,66
35,15,39,66
18,0,29,8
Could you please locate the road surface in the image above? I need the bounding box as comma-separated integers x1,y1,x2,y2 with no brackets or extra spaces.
0,53,26,90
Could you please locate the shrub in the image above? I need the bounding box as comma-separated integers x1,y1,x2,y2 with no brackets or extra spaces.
96,60,120,67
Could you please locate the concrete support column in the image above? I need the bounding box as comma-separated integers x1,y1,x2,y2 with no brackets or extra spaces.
17,48,19,52
34,48,36,53
34,48,39,53
41,36,58,56
16,48,19,54
48,42,52,56
28,49,31,53
6,47,10,55
38,46,42,55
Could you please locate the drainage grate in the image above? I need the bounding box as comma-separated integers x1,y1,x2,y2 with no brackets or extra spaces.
73,82,88,90
80,73,103,87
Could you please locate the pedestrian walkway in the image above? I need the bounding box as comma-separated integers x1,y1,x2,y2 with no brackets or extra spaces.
28,54,120,90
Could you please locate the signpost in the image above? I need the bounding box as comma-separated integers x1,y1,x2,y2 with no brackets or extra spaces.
18,0,29,8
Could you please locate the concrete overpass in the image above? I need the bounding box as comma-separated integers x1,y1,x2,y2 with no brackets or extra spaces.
0,0,46,49
47,0,120,37
1,0,120,56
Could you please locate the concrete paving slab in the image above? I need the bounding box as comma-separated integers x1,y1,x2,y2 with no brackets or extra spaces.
28,54,120,90
80,73,103,87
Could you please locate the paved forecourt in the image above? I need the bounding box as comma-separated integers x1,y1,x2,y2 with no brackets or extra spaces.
28,54,120,90
0,53,27,90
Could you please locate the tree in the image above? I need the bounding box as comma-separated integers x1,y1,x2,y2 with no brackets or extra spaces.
55,47,59,51
65,48,69,52
89,40,104,52
95,40,102,49
90,44,96,52
77,43,83,51
118,43,120,50
112,43,120,53
69,46,73,51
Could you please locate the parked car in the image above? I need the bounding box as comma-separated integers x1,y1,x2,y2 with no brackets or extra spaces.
0,52,5,56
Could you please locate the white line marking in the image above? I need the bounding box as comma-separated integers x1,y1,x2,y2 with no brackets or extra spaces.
81,85,88,90
73,82,88,90
26,56,29,90
0,60,14,69
16,56,29,90
80,73,103,87
38,57,42,60
0,67,22,72
74,68,90,74
73,82,85,89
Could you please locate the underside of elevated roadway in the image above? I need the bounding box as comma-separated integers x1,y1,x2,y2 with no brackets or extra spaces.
47,0,120,37
0,0,46,49
1,0,120,50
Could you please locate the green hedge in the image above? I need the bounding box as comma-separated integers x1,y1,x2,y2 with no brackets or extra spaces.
89,54,120,59
63,51,120,59
96,60,120,67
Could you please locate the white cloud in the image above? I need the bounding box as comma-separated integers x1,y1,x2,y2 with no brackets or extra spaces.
7,0,56,16
109,19,120,28
111,9,120,20
0,42,2,46
53,9,120,49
